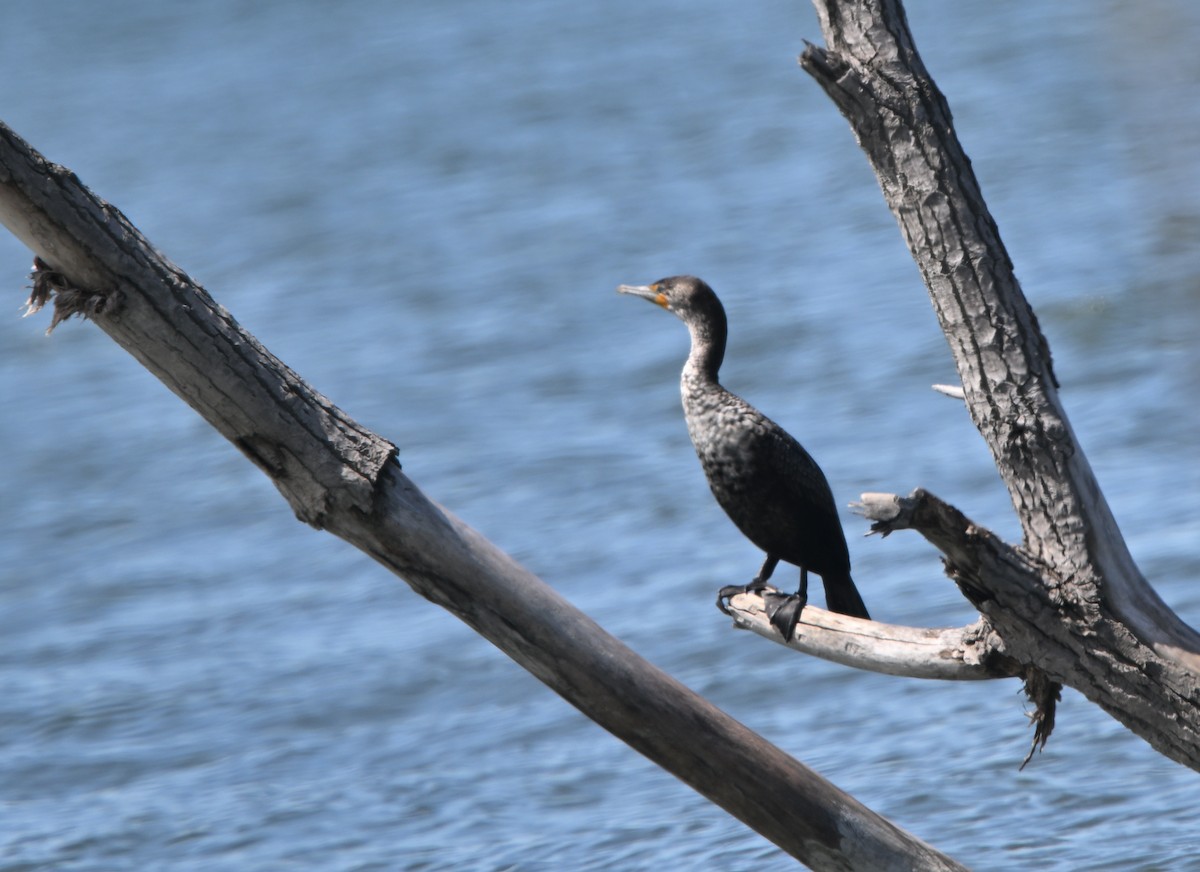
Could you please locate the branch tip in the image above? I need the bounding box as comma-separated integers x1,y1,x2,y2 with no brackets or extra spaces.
931,383,965,400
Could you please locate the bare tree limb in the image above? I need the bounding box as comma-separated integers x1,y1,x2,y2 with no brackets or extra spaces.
0,121,969,871
722,595,1018,680
786,0,1200,770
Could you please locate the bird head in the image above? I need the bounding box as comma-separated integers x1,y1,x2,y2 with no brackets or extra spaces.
617,275,719,323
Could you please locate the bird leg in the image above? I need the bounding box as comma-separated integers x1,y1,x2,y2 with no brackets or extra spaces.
715,557,809,640
716,555,780,615
761,567,808,641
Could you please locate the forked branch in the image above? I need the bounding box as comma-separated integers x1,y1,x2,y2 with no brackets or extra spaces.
792,0,1200,769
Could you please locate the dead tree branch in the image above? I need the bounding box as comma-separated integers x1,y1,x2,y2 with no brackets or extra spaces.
779,0,1200,770
0,121,967,871
721,596,1018,680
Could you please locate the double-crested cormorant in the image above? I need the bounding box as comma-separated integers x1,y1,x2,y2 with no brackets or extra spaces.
618,275,869,639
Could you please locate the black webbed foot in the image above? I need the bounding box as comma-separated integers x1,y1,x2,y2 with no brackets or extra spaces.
716,584,745,615
716,557,787,620
715,577,771,615
760,590,808,641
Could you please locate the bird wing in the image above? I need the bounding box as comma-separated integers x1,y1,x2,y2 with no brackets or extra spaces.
744,417,852,577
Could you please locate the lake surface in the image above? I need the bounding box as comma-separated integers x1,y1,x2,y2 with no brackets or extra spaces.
1,1,1197,869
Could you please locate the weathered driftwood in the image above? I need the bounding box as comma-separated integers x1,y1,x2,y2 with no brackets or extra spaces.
721,0,1200,771
722,595,1018,681
0,123,965,871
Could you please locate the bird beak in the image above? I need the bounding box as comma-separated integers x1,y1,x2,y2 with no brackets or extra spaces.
617,283,669,309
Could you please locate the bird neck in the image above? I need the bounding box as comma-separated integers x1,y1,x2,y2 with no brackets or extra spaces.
682,313,727,384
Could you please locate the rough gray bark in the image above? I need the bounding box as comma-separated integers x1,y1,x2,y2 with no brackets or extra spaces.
0,123,965,871
4,0,1197,866
785,0,1200,769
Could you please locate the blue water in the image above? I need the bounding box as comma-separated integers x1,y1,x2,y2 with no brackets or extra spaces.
2,1,1198,869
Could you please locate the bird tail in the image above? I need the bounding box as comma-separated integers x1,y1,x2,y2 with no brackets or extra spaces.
823,573,870,620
